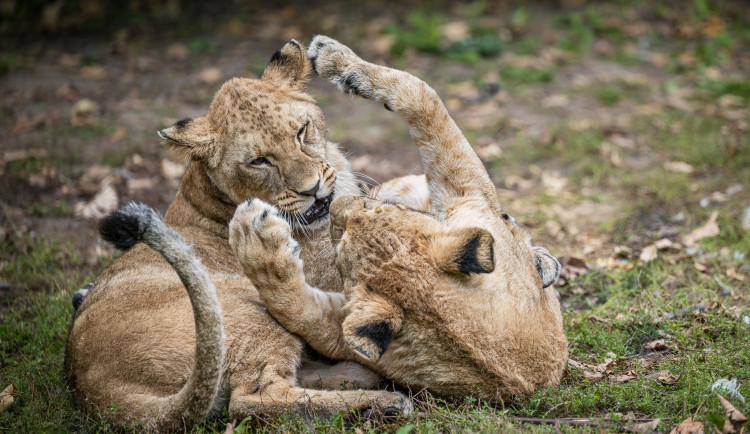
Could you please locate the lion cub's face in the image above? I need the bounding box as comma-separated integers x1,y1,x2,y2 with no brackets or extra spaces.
329,195,497,361
159,41,338,228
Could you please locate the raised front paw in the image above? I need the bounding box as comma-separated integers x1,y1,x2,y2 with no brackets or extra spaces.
308,35,371,97
229,199,303,285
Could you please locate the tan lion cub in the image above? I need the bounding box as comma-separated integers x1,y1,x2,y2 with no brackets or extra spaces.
64,40,409,430
229,36,568,400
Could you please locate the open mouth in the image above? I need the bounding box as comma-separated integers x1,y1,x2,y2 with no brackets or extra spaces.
299,193,333,225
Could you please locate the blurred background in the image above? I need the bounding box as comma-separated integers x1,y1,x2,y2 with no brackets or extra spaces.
1,1,749,431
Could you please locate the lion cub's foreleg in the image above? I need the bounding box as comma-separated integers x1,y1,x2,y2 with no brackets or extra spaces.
309,36,499,217
229,200,353,361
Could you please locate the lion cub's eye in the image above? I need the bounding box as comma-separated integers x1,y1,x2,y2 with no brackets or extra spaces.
296,121,310,145
246,157,270,167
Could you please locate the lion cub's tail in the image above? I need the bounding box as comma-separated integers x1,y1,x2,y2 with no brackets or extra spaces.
98,202,225,430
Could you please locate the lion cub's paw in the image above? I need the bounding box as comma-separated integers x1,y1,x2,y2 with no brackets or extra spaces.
229,199,302,283
308,35,370,97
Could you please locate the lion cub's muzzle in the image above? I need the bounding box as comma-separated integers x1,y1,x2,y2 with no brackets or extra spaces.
298,193,333,225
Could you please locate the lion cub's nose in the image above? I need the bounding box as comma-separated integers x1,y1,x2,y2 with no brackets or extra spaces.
298,179,320,196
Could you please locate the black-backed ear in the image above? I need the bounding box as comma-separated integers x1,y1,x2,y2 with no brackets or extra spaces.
533,246,561,288
261,39,311,90
433,227,495,275
158,116,215,161
342,292,403,362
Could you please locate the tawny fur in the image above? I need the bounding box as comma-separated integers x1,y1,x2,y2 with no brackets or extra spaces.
64,40,409,431
230,36,568,401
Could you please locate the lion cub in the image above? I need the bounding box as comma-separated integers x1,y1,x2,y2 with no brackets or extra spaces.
64,40,409,430
229,36,568,400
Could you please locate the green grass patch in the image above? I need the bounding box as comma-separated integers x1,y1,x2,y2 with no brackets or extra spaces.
596,86,623,106
500,65,553,84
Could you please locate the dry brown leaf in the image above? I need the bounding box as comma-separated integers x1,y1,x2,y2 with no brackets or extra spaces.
161,159,186,180
656,370,680,385
441,21,469,42
9,113,46,135
0,384,15,413
670,417,704,434
640,244,658,263
75,182,119,219
542,94,570,109
80,65,108,80
475,143,502,161
583,371,605,382
166,43,189,61
199,67,222,86
683,211,720,247
71,98,99,126
634,418,661,433
109,126,128,143
608,370,636,383
664,161,694,174
637,357,658,370
588,315,610,323
127,177,155,193
645,339,669,351
718,394,747,434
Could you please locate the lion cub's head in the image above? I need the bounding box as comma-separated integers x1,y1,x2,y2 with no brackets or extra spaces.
329,195,562,365
159,40,348,229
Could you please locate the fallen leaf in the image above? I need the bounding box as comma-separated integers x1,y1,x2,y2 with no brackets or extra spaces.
608,370,636,383
583,371,605,381
441,21,469,43
656,370,680,384
80,65,108,80
541,171,568,193
127,177,156,193
9,113,46,135
199,67,222,86
475,143,502,161
542,94,570,108
640,244,658,263
109,126,128,143
75,182,119,219
166,43,189,61
634,418,661,433
71,98,99,126
717,394,747,434
504,175,535,191
645,339,669,351
1,149,48,166
161,159,186,180
588,315,610,323
670,417,704,434
664,161,694,174
682,211,720,247
0,384,15,413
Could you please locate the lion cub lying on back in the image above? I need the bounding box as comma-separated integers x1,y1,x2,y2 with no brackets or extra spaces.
229,36,568,399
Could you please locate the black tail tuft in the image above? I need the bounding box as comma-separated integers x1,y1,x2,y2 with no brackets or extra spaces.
99,208,142,250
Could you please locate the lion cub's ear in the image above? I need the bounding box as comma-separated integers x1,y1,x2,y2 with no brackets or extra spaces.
158,116,215,161
432,227,495,275
343,292,403,362
261,39,311,89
